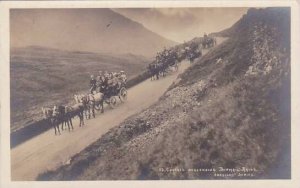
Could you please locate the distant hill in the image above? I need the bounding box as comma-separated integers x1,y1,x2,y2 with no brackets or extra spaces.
38,7,291,180
10,46,150,131
10,9,176,57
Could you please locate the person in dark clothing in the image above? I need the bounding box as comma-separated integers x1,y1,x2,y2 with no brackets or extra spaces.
90,75,96,94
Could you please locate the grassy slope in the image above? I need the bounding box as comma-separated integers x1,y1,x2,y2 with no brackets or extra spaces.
37,8,290,180
10,46,150,131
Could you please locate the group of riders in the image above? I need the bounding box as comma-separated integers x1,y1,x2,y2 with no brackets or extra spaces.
42,33,216,135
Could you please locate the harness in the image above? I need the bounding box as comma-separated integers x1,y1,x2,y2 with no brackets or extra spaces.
88,94,95,103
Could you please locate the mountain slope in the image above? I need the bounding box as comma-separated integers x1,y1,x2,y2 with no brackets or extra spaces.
10,46,150,131
10,9,176,57
38,7,291,180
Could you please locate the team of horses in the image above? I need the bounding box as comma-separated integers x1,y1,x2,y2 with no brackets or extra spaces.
42,85,127,135
42,103,84,135
148,35,216,80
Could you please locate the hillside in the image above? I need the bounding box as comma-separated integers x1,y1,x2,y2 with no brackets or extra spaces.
37,7,291,180
10,9,176,57
10,46,150,131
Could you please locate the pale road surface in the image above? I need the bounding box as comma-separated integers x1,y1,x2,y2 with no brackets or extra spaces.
11,38,226,181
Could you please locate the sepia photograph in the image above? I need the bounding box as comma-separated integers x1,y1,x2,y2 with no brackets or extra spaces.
0,0,300,188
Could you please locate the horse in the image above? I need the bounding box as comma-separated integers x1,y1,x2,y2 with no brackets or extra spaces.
148,63,158,81
57,105,73,131
51,105,75,134
87,92,104,117
202,37,214,49
42,106,61,135
64,100,84,129
74,94,91,119
164,51,179,72
170,61,179,72
163,62,169,76
65,103,85,127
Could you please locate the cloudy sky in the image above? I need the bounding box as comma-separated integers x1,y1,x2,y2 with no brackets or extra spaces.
113,8,248,42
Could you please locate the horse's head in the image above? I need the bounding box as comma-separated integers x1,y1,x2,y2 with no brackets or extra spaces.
42,107,53,119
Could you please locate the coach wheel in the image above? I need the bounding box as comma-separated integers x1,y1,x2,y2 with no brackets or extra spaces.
109,96,117,109
119,87,128,102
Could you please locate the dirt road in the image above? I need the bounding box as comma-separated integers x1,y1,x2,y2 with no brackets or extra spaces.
11,38,226,181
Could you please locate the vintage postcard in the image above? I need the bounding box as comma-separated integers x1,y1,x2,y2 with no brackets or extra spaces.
0,0,299,188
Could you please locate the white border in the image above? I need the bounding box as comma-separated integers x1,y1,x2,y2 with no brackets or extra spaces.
0,1,299,188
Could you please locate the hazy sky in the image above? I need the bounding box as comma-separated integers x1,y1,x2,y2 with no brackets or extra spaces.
113,8,248,42
10,8,249,55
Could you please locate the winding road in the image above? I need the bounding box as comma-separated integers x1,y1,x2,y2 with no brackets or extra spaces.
11,38,226,181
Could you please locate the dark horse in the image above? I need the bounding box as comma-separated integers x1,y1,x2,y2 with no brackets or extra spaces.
148,63,160,80
66,103,85,127
57,105,74,131
51,105,74,135
42,107,60,135
202,37,215,49
159,62,168,77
